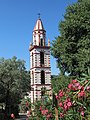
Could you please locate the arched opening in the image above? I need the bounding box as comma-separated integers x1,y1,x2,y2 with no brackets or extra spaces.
40,52,44,66
41,70,45,84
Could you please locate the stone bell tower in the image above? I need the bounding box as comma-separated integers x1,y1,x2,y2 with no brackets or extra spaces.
29,16,51,103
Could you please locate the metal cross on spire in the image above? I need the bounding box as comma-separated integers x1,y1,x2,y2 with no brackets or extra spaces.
38,13,41,19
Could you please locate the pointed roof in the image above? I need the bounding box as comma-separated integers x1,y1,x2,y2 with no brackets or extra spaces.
33,18,45,31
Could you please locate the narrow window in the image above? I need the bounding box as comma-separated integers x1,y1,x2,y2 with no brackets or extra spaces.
41,70,45,84
32,71,34,84
40,52,44,66
40,38,43,46
32,53,34,67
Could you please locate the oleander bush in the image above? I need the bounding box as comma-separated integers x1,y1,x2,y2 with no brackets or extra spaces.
26,73,90,120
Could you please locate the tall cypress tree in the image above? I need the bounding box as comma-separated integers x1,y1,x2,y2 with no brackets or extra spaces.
51,0,90,77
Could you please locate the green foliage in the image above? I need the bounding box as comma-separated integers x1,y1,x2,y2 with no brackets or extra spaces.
29,94,55,120
51,0,90,76
0,56,30,116
19,97,31,113
51,75,72,93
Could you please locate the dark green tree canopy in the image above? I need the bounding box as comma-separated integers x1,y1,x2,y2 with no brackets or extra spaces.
51,0,90,76
0,56,30,115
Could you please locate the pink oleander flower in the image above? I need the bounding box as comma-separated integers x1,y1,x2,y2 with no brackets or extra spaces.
81,111,84,116
60,113,64,118
81,86,84,91
68,83,77,91
78,85,82,90
78,90,85,97
56,95,59,99
39,106,42,110
26,101,29,107
67,101,72,107
46,113,52,119
59,90,64,97
41,109,48,115
72,87,77,91
63,98,72,111
65,98,71,103
72,79,77,83
63,103,68,111
11,113,15,119
86,86,90,91
59,102,63,107
75,82,80,87
68,83,73,89
78,106,84,112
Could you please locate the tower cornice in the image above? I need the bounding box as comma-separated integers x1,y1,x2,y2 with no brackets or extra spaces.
29,45,50,51
30,66,51,70
33,29,46,32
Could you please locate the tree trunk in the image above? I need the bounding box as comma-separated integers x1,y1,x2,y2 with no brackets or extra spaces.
5,89,11,120
55,107,58,120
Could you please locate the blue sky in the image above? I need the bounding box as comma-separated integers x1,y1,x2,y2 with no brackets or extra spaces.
0,0,77,75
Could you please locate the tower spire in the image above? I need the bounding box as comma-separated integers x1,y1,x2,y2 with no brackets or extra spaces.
33,15,46,46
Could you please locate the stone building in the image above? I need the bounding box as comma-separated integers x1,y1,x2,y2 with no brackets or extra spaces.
29,17,51,103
